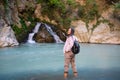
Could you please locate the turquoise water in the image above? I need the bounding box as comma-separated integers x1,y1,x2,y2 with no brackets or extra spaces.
0,43,120,80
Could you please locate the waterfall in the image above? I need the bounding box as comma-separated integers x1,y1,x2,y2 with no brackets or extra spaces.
27,22,63,43
27,22,41,43
45,24,63,43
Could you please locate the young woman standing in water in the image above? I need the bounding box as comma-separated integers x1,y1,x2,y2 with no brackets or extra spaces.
63,27,78,78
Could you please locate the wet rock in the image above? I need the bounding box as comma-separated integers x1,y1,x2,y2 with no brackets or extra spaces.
35,24,54,43
56,30,66,42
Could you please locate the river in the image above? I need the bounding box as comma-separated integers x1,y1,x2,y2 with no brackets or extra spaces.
0,43,120,80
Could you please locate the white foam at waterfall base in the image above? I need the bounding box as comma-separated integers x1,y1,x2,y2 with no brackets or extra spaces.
27,22,41,43
45,24,63,43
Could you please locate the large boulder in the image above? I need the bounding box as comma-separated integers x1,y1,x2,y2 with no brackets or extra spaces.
34,24,54,43
71,20,120,44
56,30,66,42
90,23,120,44
90,23,110,43
0,25,19,48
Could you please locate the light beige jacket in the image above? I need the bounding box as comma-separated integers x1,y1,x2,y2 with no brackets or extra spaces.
63,35,78,53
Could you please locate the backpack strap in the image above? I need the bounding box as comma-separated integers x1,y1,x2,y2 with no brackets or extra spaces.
72,35,76,42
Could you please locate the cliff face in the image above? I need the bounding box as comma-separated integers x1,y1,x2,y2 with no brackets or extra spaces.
0,0,22,47
71,0,120,44
0,0,37,47
0,24,19,47
0,0,120,47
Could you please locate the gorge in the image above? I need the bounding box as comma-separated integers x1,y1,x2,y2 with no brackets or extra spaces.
0,0,120,47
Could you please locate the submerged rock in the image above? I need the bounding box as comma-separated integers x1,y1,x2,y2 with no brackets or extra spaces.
0,25,19,48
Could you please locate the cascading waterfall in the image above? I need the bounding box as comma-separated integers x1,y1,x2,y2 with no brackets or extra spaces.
45,24,63,43
27,22,41,43
28,22,63,43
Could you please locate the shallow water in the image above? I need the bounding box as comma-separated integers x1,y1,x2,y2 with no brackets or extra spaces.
0,43,120,80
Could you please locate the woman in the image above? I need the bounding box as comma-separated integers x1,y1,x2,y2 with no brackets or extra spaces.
63,27,78,78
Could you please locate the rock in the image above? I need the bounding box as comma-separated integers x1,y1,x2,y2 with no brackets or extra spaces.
16,0,26,12
10,1,22,28
17,0,36,12
101,31,120,44
101,7,120,31
34,4,57,25
56,30,66,42
114,9,120,20
0,19,6,29
71,20,90,42
35,24,54,43
75,0,86,6
90,23,110,43
0,25,19,48
71,20,120,44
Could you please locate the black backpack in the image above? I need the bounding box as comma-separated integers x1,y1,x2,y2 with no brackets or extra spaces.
71,39,80,54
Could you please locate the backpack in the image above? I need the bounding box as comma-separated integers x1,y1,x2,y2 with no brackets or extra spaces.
71,37,80,54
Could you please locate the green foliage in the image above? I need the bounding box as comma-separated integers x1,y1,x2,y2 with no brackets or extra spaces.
37,0,65,11
12,18,28,35
85,21,89,31
113,2,120,20
114,2,120,9
78,0,99,22
18,5,37,31
3,0,9,15
88,4,98,19
20,18,28,32
48,0,62,7
11,24,28,42
37,0,77,28
91,18,114,32
91,20,100,32
11,17,37,42
78,6,85,18
67,0,76,7
63,18,71,28
11,25,22,35
36,0,49,3
77,0,100,31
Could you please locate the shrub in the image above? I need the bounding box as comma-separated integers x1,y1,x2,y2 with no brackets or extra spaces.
114,2,120,9
113,2,120,20
78,6,85,18
38,0,77,28
77,0,99,22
